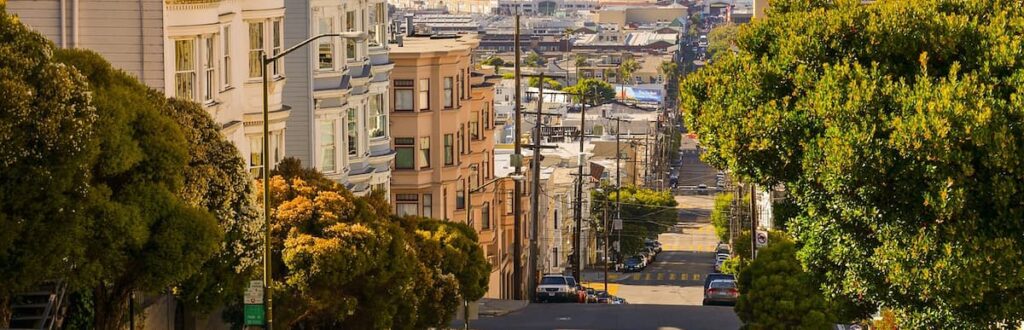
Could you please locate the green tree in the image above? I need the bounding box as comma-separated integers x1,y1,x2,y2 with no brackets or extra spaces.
524,52,546,67
592,185,677,256
164,98,262,314
680,0,1024,325
574,54,588,84
706,23,739,59
528,76,562,90
481,56,505,67
0,5,98,325
54,48,222,330
564,78,616,105
264,159,489,328
710,193,733,243
735,235,834,329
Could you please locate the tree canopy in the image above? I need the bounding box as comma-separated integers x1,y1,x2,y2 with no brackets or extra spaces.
705,23,738,59
592,186,677,256
264,158,489,329
735,235,834,329
680,0,1024,326
564,78,616,105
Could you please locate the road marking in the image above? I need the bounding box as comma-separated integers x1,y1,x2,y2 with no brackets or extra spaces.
608,274,619,280
580,281,619,296
680,273,687,281
668,273,676,280
657,273,664,280
644,273,652,281
694,274,701,281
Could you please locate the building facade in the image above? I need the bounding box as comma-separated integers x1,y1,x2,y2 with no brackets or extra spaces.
282,0,394,196
8,0,291,174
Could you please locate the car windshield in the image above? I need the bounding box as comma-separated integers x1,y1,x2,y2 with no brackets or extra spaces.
595,291,609,297
627,257,641,264
710,280,736,289
541,276,567,285
566,277,577,286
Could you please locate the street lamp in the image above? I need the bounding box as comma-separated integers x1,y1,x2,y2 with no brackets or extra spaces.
260,31,366,330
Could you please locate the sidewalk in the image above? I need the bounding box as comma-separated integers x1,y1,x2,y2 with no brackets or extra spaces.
477,298,529,317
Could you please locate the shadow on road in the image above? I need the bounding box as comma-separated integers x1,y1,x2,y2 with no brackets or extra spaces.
457,303,741,330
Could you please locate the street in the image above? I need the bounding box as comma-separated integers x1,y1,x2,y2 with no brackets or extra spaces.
463,194,741,329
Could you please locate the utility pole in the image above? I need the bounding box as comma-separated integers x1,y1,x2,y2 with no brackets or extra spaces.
573,86,587,282
750,183,757,259
603,116,629,261
603,199,609,293
528,72,545,303
512,12,524,301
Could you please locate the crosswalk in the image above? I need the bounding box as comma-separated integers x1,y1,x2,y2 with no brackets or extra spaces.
622,272,705,284
660,243,718,252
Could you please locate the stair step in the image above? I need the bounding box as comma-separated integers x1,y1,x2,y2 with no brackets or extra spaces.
12,303,50,309
12,314,48,321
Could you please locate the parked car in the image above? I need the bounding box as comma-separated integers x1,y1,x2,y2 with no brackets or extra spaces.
645,247,658,262
704,273,736,292
716,253,730,262
703,279,739,306
584,287,599,303
624,256,644,272
594,290,612,303
645,240,663,253
714,259,725,272
565,276,585,303
697,184,709,194
611,297,628,304
535,274,575,303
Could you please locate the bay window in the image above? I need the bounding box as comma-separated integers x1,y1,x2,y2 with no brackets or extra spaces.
444,134,454,165
420,137,431,168
394,80,414,111
369,94,386,138
174,39,196,101
222,25,231,88
444,77,453,108
317,17,335,70
347,108,358,156
419,78,430,110
319,120,336,172
248,22,264,78
203,37,216,102
272,19,283,76
395,138,414,169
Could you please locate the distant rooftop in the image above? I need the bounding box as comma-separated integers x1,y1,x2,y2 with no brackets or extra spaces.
391,35,481,55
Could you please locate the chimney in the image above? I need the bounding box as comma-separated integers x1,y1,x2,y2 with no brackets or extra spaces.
405,14,415,37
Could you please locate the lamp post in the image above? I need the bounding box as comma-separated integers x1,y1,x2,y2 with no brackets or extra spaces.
260,31,366,330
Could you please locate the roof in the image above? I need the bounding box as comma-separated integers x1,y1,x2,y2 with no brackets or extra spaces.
390,35,480,56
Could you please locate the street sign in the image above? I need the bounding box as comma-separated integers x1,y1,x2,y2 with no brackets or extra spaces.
244,304,265,326
244,280,263,304
613,218,622,230
755,231,768,248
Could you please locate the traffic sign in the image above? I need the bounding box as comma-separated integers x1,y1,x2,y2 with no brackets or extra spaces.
244,304,265,326
755,231,768,248
244,280,263,304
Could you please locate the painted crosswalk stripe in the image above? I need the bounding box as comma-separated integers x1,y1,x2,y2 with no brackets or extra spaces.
657,273,664,280
680,273,687,280
669,273,675,280
694,274,701,281
644,273,651,281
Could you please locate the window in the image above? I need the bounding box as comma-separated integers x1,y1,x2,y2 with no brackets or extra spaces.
317,17,334,70
272,19,282,76
481,202,491,229
470,115,479,139
394,80,414,111
419,137,431,168
248,22,264,78
203,37,216,102
319,120,336,172
395,138,414,169
347,108,358,156
505,190,514,214
444,134,454,165
553,248,559,267
554,209,559,229
483,102,491,129
396,194,418,216
459,125,466,155
222,25,231,87
174,39,196,101
418,79,430,110
249,136,262,176
345,11,357,60
423,194,433,217
457,74,464,102
368,3,383,47
456,181,465,210
369,94,386,138
443,77,454,108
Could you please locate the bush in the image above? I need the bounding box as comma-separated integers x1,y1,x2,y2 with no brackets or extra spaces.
735,236,833,329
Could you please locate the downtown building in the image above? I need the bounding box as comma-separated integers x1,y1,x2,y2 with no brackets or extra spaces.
282,0,394,196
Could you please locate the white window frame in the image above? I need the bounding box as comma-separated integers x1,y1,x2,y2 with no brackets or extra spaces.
221,24,232,89
319,119,337,172
203,36,217,103
174,38,197,101
248,21,265,79
316,14,336,71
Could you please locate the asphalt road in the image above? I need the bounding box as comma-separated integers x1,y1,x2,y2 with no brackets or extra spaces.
464,195,741,330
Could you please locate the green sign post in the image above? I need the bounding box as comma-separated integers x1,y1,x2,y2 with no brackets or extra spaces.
244,304,265,326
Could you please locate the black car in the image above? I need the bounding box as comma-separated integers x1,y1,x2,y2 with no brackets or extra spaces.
704,273,736,292
624,256,644,272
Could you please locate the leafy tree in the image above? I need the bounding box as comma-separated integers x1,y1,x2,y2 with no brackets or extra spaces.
592,185,677,256
264,159,488,328
564,78,616,105
524,52,546,67
54,48,222,330
528,76,562,90
680,0,1024,325
706,23,738,59
735,235,834,329
574,54,588,84
618,57,639,85
710,193,733,242
0,5,98,325
164,98,262,314
501,72,515,79
481,56,505,67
